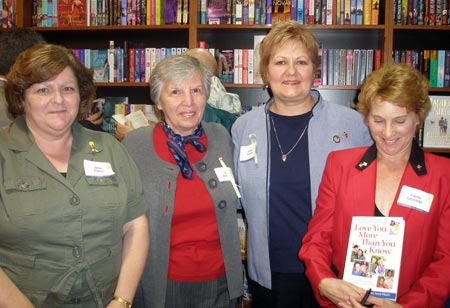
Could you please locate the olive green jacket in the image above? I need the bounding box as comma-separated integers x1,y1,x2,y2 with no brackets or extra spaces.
0,117,148,308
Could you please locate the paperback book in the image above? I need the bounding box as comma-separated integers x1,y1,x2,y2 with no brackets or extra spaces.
343,216,405,301
422,95,450,148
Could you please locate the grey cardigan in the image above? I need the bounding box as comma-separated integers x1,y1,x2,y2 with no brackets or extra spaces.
123,122,243,308
231,90,373,289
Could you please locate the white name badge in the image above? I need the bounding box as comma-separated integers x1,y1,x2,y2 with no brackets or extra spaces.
397,185,434,213
84,160,115,177
239,144,256,162
214,167,233,182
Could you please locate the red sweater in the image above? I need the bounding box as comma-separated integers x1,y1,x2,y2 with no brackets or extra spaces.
154,124,225,281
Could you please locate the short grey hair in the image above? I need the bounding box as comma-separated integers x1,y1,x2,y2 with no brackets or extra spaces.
149,55,213,105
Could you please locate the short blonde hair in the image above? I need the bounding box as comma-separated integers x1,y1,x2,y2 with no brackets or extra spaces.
357,63,431,125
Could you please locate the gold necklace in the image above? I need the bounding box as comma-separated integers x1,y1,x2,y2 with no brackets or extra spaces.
270,115,309,162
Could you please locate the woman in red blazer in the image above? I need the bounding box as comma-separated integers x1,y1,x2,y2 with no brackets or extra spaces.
299,63,450,308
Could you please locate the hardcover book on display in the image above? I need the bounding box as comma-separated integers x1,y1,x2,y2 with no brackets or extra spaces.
422,95,450,148
206,0,228,24
343,216,405,301
58,0,87,26
272,0,291,23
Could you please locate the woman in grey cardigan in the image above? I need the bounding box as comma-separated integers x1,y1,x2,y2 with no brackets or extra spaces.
123,55,243,308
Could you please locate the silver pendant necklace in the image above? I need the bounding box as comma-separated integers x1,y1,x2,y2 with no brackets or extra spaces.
270,115,309,162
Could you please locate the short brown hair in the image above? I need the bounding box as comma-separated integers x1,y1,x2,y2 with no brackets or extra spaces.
5,44,95,118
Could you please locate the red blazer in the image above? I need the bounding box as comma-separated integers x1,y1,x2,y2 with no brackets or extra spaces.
299,144,450,308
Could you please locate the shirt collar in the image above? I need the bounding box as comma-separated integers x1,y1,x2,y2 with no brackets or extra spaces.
355,140,427,176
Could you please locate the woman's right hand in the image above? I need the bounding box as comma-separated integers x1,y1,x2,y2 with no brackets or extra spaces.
115,121,134,141
318,277,366,306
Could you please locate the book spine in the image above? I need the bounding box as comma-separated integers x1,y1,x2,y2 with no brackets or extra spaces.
123,41,129,82
291,0,298,20
444,50,450,87
437,50,445,87
350,0,356,23
108,40,115,82
345,49,353,85
363,0,371,24
135,48,142,83
344,0,351,23
429,0,436,24
182,0,189,24
248,49,254,84
129,48,135,83
200,0,206,23
233,48,240,83
359,49,367,84
326,0,333,24
242,49,249,84
321,48,328,85
356,0,363,23
297,0,305,23
266,0,272,24
429,50,438,87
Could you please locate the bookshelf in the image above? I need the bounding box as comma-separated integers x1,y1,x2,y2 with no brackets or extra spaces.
8,0,450,150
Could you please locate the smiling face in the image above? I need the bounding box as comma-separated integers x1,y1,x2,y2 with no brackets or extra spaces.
367,100,419,159
23,66,80,138
266,39,315,108
156,71,206,136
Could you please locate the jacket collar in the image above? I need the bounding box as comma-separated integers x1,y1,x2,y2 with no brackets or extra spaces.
263,89,322,115
8,116,104,155
355,140,427,176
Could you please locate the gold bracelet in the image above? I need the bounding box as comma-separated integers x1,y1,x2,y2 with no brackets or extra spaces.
113,295,132,308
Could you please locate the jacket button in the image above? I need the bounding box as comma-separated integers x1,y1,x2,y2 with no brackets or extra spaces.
70,195,80,206
198,163,207,172
218,200,227,209
208,179,217,188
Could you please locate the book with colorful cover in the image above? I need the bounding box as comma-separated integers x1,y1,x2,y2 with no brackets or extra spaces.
100,96,129,135
272,0,291,23
343,216,405,301
422,95,450,148
206,0,228,24
58,0,87,26
91,49,109,82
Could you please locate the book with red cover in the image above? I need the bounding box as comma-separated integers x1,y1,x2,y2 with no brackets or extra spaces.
58,0,87,26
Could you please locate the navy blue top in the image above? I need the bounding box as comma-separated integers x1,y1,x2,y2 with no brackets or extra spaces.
269,110,312,273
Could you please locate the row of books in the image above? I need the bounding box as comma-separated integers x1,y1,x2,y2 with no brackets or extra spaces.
72,43,188,83
321,48,383,86
31,0,189,27
392,49,450,88
211,46,383,86
199,0,380,26
393,0,450,25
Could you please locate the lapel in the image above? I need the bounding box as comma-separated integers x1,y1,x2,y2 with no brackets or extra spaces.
351,143,428,219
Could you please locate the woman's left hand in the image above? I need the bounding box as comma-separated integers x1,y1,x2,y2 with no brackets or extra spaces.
338,294,403,308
